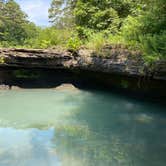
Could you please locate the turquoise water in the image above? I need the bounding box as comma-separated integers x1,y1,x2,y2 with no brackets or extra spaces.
0,88,165,166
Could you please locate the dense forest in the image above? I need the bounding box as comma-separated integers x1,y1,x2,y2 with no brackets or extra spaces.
0,0,165,62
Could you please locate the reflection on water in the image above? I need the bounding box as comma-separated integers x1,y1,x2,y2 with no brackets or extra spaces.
0,128,60,166
0,89,166,166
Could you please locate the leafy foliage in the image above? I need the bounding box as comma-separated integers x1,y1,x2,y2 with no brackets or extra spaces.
0,0,165,62
25,27,72,49
48,0,75,29
66,34,82,51
74,1,120,32
0,0,39,47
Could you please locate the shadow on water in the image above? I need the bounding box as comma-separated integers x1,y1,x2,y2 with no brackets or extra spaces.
0,67,166,104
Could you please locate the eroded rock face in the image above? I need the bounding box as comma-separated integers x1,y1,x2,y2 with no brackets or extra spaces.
0,48,166,80
0,48,76,69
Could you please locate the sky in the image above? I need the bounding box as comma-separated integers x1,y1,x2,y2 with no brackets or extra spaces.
15,0,52,26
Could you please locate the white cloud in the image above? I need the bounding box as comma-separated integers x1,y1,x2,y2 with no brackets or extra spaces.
15,0,51,26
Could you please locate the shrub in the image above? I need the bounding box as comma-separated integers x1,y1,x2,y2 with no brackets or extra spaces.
66,35,82,51
76,26,93,40
139,31,166,61
24,28,73,49
85,32,106,51
121,16,142,41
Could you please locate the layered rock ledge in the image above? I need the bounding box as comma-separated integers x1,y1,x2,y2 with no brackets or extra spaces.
0,47,165,80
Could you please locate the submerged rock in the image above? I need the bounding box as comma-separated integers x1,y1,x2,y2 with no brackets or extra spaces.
54,84,80,92
0,84,10,90
11,86,22,90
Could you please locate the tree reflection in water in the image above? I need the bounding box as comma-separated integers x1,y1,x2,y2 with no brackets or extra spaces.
0,89,165,166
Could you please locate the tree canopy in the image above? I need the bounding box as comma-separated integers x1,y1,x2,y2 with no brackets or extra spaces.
0,0,37,46
0,0,165,61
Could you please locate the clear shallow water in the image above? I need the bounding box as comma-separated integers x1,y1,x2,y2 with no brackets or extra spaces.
0,89,166,166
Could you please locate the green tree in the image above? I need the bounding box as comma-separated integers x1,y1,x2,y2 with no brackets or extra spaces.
0,0,6,39
0,0,38,46
49,0,135,33
74,1,120,32
48,0,75,29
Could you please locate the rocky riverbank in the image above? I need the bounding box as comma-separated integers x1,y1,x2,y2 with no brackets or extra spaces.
0,47,165,80
0,47,165,98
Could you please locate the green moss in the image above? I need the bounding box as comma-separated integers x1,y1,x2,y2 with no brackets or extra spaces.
0,57,5,64
13,70,40,79
121,80,129,89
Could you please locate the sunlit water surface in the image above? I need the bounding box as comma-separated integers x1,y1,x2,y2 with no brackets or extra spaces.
0,89,165,166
